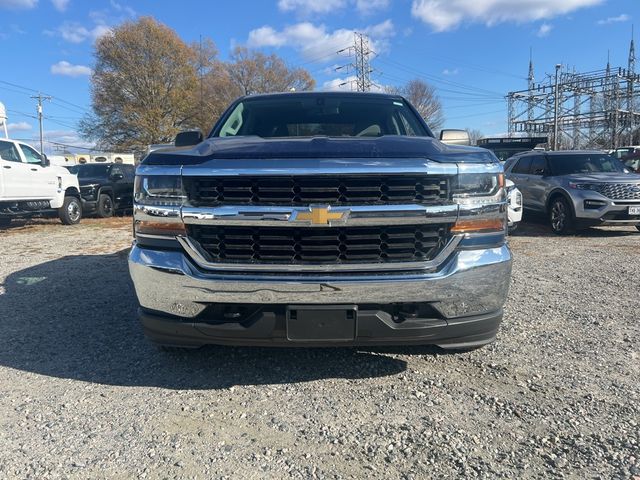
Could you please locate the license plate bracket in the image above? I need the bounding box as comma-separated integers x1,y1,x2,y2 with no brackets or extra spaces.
628,206,640,215
286,305,357,342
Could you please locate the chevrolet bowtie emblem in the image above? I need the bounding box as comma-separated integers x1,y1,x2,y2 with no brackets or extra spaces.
295,207,348,225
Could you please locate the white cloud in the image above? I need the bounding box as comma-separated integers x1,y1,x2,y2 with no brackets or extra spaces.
50,0,68,11
7,121,33,133
537,23,553,37
40,130,96,153
247,20,395,62
109,0,135,17
322,76,358,91
0,0,37,9
48,21,111,43
411,0,602,32
597,13,630,25
50,61,92,77
442,68,459,75
278,0,346,14
355,0,389,15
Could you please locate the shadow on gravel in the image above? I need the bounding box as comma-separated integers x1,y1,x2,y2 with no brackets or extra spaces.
0,251,406,389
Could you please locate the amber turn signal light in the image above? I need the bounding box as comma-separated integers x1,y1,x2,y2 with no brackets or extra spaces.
134,220,186,237
451,218,505,234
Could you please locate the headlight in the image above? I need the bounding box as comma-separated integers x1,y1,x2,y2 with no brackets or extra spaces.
453,173,502,198
452,173,504,204
134,175,186,206
568,182,595,190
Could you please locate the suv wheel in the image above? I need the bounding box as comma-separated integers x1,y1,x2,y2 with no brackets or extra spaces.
97,194,114,218
59,196,82,225
549,197,574,235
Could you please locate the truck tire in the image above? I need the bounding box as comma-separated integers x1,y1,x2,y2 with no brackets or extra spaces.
58,196,82,225
549,197,575,235
96,193,114,218
0,217,11,228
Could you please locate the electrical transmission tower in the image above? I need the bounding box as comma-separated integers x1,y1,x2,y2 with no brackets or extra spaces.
506,29,639,150
336,32,374,92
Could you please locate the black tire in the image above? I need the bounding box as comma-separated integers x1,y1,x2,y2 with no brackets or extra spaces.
96,193,114,218
58,196,82,225
0,217,11,228
549,197,575,235
508,223,518,235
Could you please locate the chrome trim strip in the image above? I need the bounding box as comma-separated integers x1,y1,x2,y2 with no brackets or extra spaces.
181,204,459,227
179,158,458,176
134,204,183,223
176,234,463,273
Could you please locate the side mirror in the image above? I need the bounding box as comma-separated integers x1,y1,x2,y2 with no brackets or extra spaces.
111,172,124,181
533,168,546,176
439,129,471,146
175,130,203,147
40,154,50,167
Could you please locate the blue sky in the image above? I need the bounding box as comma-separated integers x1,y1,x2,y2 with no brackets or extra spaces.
0,0,637,153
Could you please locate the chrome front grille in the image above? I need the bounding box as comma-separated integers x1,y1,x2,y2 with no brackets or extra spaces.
187,224,450,265
184,175,449,206
593,183,640,200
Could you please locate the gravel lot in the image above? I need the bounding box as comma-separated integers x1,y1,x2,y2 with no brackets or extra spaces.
0,216,638,479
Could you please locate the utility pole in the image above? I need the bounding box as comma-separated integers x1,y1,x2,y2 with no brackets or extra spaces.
553,64,561,150
30,93,52,155
628,25,636,144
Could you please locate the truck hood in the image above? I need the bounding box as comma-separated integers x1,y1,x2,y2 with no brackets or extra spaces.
562,172,640,183
141,136,498,166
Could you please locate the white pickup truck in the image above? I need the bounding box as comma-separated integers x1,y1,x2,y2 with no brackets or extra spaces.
0,139,82,227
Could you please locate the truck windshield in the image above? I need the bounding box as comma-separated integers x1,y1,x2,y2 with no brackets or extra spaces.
549,154,627,175
212,95,429,139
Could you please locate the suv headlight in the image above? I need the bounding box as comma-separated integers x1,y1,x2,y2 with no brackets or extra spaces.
134,175,186,206
568,182,596,190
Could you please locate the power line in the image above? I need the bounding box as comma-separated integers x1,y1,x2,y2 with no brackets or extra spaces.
376,58,503,98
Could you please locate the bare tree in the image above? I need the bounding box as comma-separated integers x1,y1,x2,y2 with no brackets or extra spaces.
226,46,315,96
465,128,484,145
80,17,199,151
388,79,444,132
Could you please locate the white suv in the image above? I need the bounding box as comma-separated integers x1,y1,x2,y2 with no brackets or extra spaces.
0,139,82,227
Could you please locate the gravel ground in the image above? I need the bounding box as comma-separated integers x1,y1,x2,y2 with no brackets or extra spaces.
0,216,638,479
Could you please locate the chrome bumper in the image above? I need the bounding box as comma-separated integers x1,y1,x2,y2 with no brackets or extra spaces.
128,243,512,320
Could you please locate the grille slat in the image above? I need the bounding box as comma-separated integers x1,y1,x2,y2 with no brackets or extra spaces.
592,183,640,200
185,175,449,206
189,225,449,265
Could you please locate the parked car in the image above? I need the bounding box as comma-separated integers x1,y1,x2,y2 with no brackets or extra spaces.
505,179,523,233
619,151,640,173
612,145,640,161
128,92,512,351
0,138,82,227
66,163,135,217
505,150,640,234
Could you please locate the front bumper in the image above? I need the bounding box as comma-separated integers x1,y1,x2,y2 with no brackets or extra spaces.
128,243,512,347
571,191,640,226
